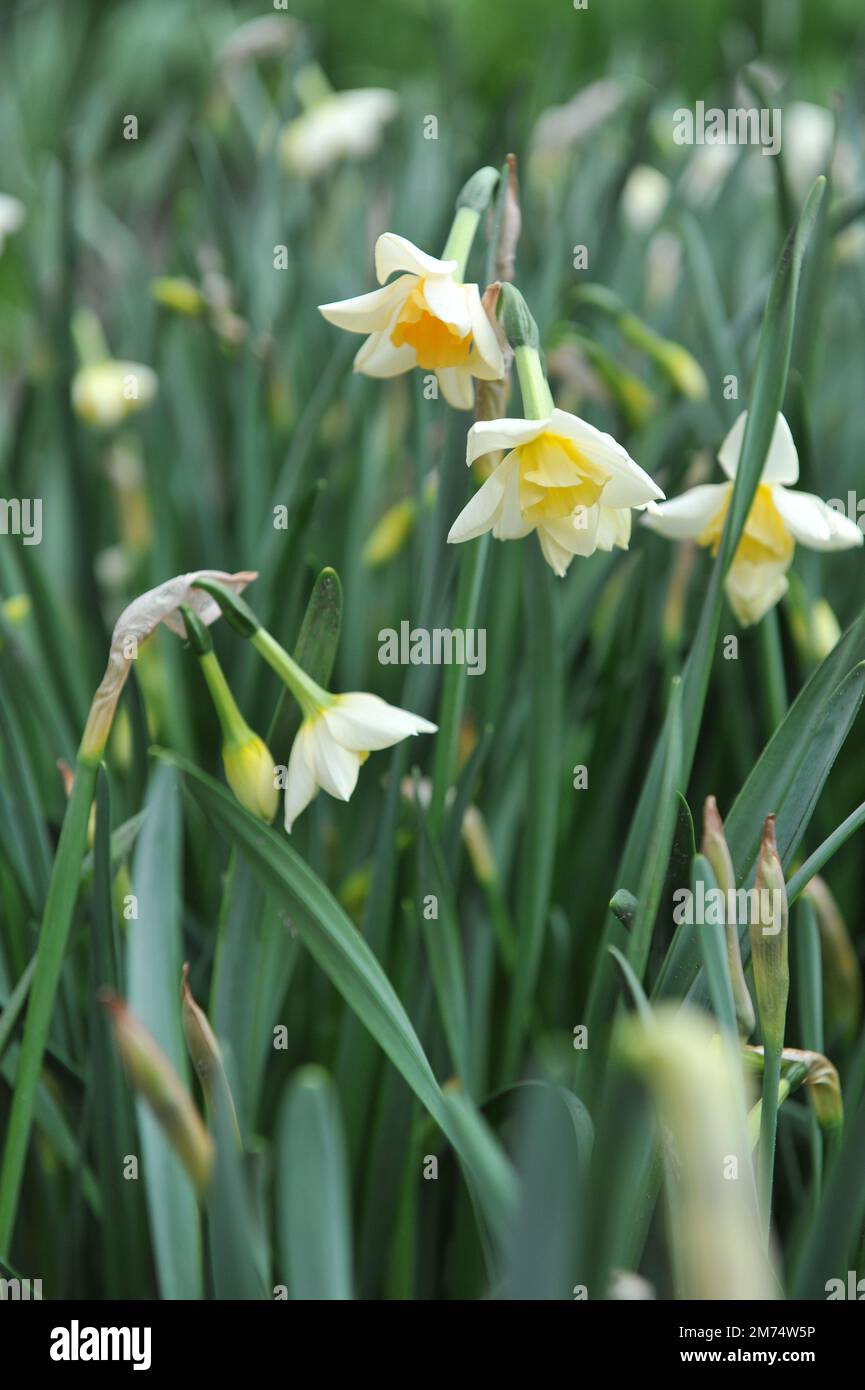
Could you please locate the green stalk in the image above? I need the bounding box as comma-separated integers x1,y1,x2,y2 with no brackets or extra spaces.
0,754,99,1254
429,532,489,832
757,1043,782,1231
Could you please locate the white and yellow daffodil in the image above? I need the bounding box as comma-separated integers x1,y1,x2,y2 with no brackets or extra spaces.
72,360,158,430
449,408,664,575
281,85,399,179
319,231,504,409
285,691,437,831
642,411,863,625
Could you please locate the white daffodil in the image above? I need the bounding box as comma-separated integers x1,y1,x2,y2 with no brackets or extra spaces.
0,194,25,252
449,408,664,575
319,231,505,409
72,360,158,430
643,411,863,626
281,86,398,178
285,692,436,832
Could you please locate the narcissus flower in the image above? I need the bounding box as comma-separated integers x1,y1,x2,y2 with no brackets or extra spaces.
319,168,504,409
281,83,398,178
284,691,436,832
72,359,158,430
643,411,863,625
0,193,25,252
448,285,663,574
191,578,436,832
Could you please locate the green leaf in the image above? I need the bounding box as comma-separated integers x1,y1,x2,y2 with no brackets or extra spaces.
127,765,203,1299
276,1066,353,1299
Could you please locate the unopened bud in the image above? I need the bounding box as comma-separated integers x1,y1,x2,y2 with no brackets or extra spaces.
702,796,756,1038
750,815,789,1052
804,875,862,1045
181,965,240,1141
101,991,213,1192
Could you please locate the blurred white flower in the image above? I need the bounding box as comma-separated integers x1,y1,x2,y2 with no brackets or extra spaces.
449,408,663,576
72,360,158,430
281,86,398,178
784,102,834,202
319,232,504,409
643,411,863,625
621,165,670,233
0,193,25,252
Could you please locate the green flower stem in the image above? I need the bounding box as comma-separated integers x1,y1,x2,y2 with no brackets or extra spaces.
441,206,481,281
514,345,554,420
251,628,330,720
198,651,253,750
757,1041,782,1238
0,752,100,1254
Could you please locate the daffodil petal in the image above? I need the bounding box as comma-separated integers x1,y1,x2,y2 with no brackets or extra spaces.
545,408,663,507
718,411,799,485
309,720,361,801
465,417,549,465
642,484,730,539
725,560,790,626
354,328,417,377
542,507,600,557
772,486,864,552
436,366,474,409
323,693,436,751
448,457,514,543
537,528,575,576
465,284,505,380
421,275,472,334
284,724,319,832
318,275,414,333
375,232,458,284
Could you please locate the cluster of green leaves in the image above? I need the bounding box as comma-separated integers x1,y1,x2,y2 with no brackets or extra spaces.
1,0,865,1300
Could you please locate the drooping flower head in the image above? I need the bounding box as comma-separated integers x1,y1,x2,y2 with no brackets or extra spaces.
448,284,663,574
643,411,863,625
191,578,436,833
319,167,505,409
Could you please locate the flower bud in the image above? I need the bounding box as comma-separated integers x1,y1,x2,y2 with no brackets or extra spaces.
101,991,213,1192
151,276,205,316
181,964,240,1141
750,815,789,1053
702,796,756,1038
222,731,279,822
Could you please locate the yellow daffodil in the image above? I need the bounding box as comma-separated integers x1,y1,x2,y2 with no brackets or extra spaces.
319,220,504,409
449,409,663,574
447,286,663,575
643,411,863,625
72,359,158,430
319,167,504,408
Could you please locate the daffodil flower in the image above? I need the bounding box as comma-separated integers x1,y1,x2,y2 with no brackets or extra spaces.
72,359,158,430
284,690,436,832
189,578,437,833
642,411,863,625
319,168,504,409
281,83,399,178
447,285,663,575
